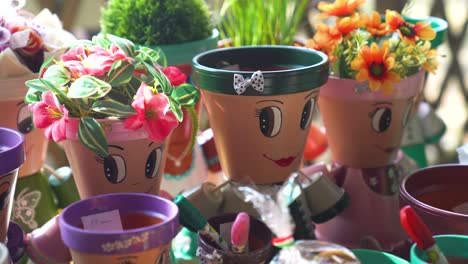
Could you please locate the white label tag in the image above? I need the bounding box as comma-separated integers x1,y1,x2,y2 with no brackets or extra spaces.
453,202,468,214
81,210,123,231
219,222,234,247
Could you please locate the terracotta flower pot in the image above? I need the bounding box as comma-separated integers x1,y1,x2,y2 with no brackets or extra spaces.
0,127,24,242
0,75,49,177
318,71,425,168
192,46,328,184
62,120,170,199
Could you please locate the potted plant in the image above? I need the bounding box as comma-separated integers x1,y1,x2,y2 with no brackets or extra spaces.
101,0,218,195
24,34,199,199
302,0,440,254
0,2,76,234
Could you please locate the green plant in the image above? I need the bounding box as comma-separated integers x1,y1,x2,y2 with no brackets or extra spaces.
217,0,309,46
101,0,213,45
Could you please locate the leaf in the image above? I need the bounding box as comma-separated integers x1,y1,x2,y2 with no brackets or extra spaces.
140,60,172,95
78,117,108,157
24,89,41,104
43,65,70,87
168,97,183,122
25,79,49,92
107,60,135,87
171,84,200,107
39,56,54,76
92,100,135,117
68,76,112,99
106,34,135,56
92,35,111,48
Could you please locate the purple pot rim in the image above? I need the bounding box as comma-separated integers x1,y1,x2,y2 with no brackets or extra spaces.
0,127,25,176
400,164,468,220
59,193,179,255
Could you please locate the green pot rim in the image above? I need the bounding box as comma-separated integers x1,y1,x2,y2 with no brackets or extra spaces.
351,249,410,264
192,45,329,96
403,16,448,48
410,234,468,263
149,29,219,66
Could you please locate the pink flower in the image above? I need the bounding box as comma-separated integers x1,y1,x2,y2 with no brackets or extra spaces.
162,66,187,86
31,91,76,142
60,46,89,62
124,83,178,142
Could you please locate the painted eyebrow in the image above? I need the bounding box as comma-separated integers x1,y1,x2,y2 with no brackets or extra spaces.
148,142,154,147
304,91,318,100
109,145,124,151
17,101,25,106
372,101,393,106
256,100,284,105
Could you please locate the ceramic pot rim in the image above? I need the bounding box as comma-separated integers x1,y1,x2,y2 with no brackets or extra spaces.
410,234,468,261
0,74,37,99
400,164,468,221
65,118,151,142
352,248,410,263
192,45,329,95
320,70,425,101
0,127,25,176
59,193,179,255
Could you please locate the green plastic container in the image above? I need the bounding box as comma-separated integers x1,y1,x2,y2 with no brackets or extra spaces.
352,249,410,264
410,235,468,263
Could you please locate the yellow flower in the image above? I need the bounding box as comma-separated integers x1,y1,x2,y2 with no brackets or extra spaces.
422,42,439,74
385,10,436,45
351,41,401,94
363,11,390,37
318,0,365,17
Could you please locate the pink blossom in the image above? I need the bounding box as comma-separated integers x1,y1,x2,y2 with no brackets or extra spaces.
124,83,178,142
60,46,89,62
31,91,76,142
162,66,187,86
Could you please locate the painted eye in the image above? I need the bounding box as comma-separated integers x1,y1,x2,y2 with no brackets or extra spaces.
402,101,414,127
371,107,392,133
17,104,34,134
300,98,315,130
103,155,127,183
145,147,162,179
258,106,282,137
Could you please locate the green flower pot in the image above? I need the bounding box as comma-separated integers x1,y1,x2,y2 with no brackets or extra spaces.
410,235,468,263
352,249,410,264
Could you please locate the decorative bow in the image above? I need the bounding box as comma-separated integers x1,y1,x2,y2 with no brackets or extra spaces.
233,70,264,95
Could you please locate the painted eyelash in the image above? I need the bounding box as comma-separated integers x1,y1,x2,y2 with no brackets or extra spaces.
254,108,262,117
95,156,104,164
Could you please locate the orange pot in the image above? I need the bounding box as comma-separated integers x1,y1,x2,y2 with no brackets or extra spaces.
0,75,48,177
318,71,425,168
62,120,169,199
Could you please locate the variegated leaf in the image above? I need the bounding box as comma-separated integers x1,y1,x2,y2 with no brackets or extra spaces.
78,117,108,157
92,100,135,117
68,76,112,99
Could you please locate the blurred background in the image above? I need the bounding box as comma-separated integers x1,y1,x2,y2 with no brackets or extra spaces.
24,0,467,165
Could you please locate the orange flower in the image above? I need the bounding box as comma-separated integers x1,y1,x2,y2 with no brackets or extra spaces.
318,0,366,17
306,24,342,62
385,10,436,45
351,41,401,94
363,11,390,37
336,13,362,35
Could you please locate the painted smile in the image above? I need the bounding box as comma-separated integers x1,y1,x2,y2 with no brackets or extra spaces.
375,145,397,154
262,154,296,167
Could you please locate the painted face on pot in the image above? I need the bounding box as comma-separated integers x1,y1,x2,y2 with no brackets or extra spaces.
63,138,166,198
0,100,48,177
201,89,318,184
319,96,415,168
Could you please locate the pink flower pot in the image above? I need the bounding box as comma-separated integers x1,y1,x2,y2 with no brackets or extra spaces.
0,75,49,177
318,71,425,168
62,119,170,199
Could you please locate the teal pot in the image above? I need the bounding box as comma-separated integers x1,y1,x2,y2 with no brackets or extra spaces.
410,235,468,263
352,249,410,264
192,46,328,184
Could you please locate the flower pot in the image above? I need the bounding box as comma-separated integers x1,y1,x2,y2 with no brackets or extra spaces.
318,70,425,168
62,119,170,199
192,46,328,184
352,249,410,264
400,164,468,235
0,127,24,242
0,75,49,177
59,193,179,264
410,235,468,263
197,213,274,264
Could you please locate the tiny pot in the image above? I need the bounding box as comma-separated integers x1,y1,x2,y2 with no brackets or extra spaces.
0,75,49,177
0,127,24,242
62,119,170,199
318,71,425,168
192,46,328,184
400,164,468,235
410,235,468,263
59,193,179,264
198,213,274,264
